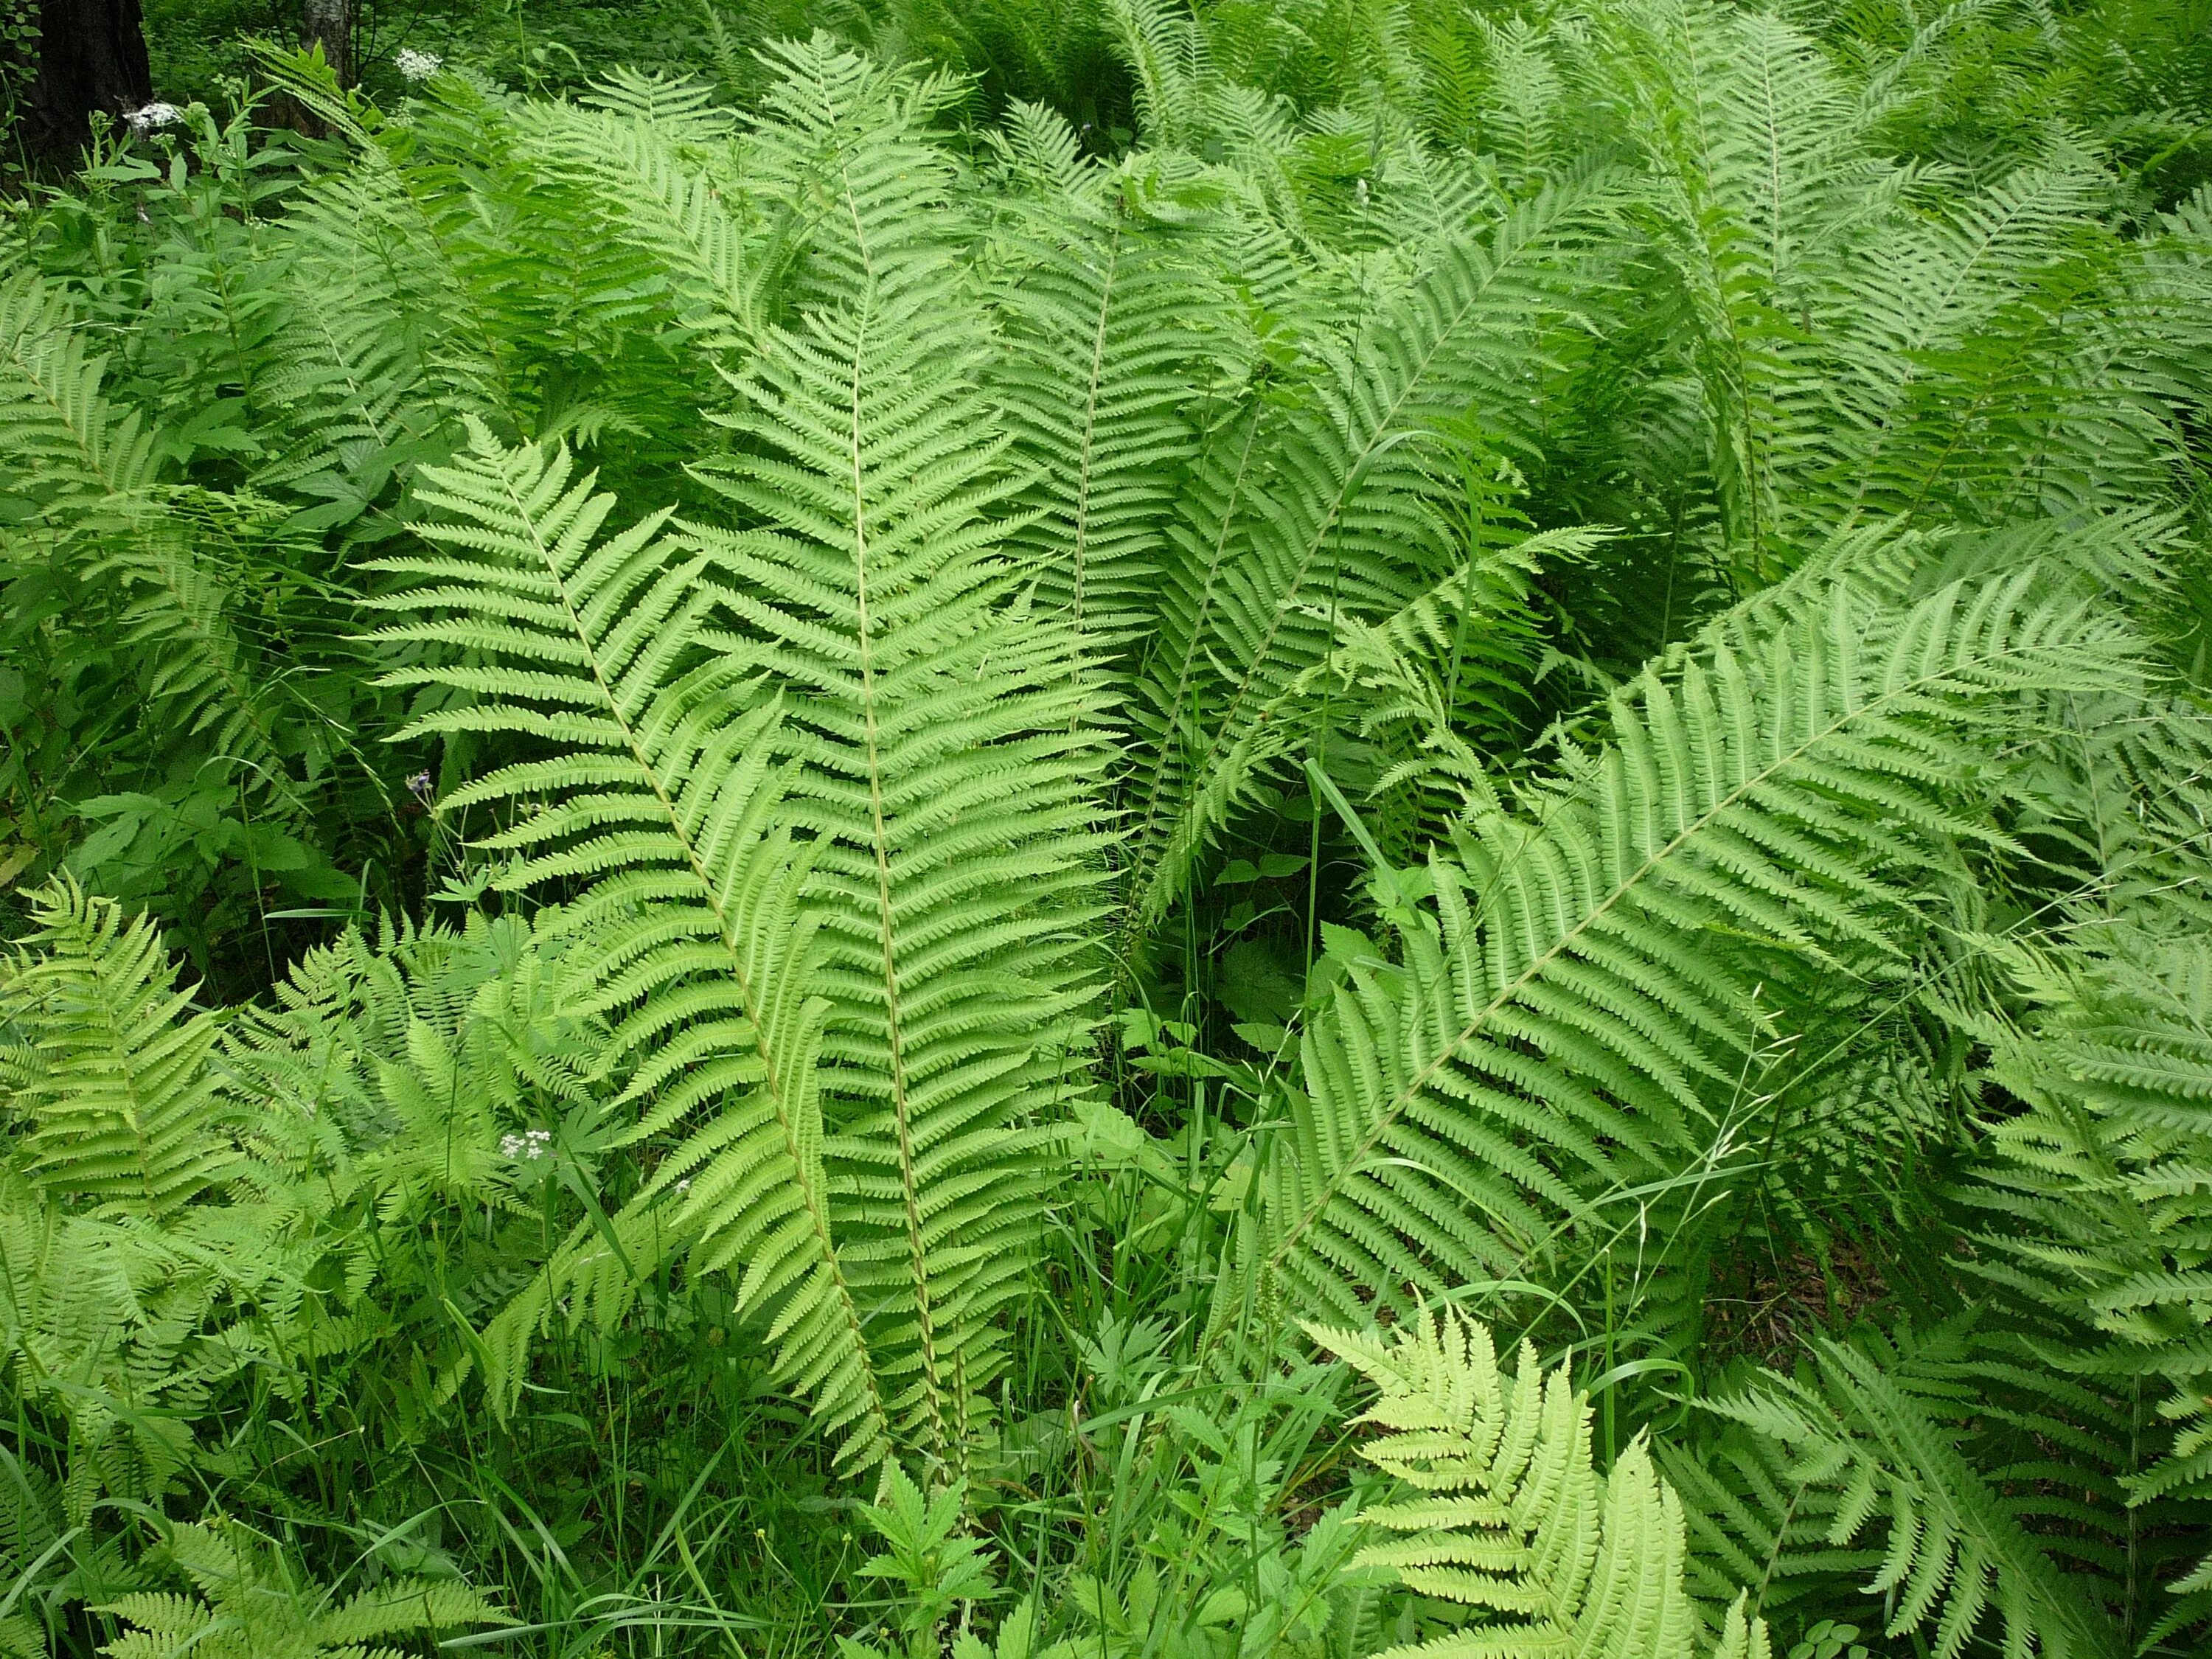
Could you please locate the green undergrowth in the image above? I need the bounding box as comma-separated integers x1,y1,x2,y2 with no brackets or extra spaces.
1,1,2211,1656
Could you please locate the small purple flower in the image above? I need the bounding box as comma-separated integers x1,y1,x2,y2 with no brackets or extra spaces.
406,769,435,804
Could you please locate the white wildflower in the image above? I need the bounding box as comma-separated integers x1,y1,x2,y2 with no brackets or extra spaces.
394,47,444,83
501,1127,555,1161
1354,176,1369,208
125,102,182,133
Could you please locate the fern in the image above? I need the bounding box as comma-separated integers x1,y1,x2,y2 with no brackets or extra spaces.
1211,566,2138,1346
0,883,342,1513
1956,922,2212,1625
0,879,232,1217
366,425,898,1466
1593,0,1870,574
1315,1304,1772,1659
0,274,328,845
987,99,1227,667
512,88,767,364
1686,1324,2122,1659
1121,176,1606,948
1,5,2209,1649
1109,0,1221,151
381,271,1113,1480
365,36,1113,1480
684,226,1113,1469
0,274,164,507
97,1517,508,1659
743,34,975,312
1812,163,2115,529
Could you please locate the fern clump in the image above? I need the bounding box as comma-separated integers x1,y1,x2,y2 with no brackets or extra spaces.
1,1,2209,1655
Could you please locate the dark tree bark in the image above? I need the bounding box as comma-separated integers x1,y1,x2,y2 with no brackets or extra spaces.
302,0,351,86
25,0,151,158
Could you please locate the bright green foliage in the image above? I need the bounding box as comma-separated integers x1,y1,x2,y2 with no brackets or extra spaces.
1316,1306,1770,1659
688,215,1112,1472
846,1470,1001,1659
1119,177,1607,945
987,100,1226,666
0,275,308,819
1214,568,2138,1343
1958,924,2212,1632
1,1,2209,1655
0,879,232,1214
96,1518,508,1659
366,426,897,1464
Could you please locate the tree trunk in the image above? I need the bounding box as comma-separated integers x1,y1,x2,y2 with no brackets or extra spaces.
25,0,151,159
302,0,351,87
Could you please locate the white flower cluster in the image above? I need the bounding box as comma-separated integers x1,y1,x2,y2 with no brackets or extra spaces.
125,102,183,133
394,47,445,83
500,1127,554,1161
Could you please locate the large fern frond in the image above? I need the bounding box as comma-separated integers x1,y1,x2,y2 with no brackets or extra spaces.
987,101,1228,668
685,234,1112,1470
368,426,895,1470
1211,568,2138,1347
1120,178,1606,950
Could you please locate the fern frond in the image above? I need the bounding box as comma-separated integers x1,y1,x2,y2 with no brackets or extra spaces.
1212,568,2136,1346
1121,177,1607,950
1315,1304,1770,1659
1815,162,2113,528
686,240,1112,1469
744,34,973,311
0,273,164,506
1694,1326,2120,1659
1108,0,1221,150
987,103,1228,667
1595,0,1877,569
0,880,232,1216
515,94,767,360
369,425,895,1470
97,1518,508,1659
1958,920,2212,1620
